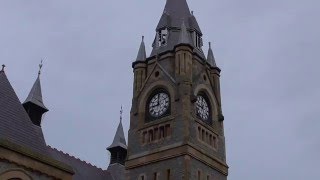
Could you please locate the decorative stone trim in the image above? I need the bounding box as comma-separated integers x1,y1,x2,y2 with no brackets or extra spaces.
141,123,172,144
197,126,218,150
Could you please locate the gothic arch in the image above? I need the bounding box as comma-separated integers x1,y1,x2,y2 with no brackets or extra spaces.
194,84,219,120
138,80,176,123
0,169,32,180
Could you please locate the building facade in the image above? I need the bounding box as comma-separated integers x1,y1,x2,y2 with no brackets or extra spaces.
0,0,228,179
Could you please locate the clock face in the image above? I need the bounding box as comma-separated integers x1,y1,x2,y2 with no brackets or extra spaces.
148,92,170,118
196,95,210,121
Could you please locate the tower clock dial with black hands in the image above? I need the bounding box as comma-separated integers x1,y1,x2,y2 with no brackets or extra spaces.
149,92,170,118
196,95,210,121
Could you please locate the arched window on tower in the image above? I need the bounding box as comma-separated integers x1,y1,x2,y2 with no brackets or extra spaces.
157,28,168,47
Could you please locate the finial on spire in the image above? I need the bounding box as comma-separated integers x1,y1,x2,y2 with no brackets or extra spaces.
1,64,5,72
209,42,212,48
38,60,43,76
142,35,144,42
120,105,123,123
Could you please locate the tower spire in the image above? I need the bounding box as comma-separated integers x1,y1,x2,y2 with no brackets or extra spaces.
135,36,147,62
151,0,204,58
23,61,48,126
207,42,217,67
107,107,127,166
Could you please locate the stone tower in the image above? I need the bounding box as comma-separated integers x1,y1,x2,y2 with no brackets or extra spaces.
126,0,228,179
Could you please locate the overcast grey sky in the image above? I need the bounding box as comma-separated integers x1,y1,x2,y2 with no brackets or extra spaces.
1,0,319,179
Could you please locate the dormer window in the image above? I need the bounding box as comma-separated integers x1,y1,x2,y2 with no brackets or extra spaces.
157,28,168,47
193,31,203,48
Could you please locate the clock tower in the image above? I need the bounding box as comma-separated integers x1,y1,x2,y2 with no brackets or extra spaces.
126,0,228,179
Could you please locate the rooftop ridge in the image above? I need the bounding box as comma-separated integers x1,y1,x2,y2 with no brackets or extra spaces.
47,145,103,171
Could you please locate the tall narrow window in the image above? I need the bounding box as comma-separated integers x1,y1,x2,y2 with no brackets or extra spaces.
213,136,217,149
154,127,159,140
140,175,145,180
160,126,165,139
157,28,168,47
202,129,205,141
198,170,201,180
153,172,158,180
165,124,171,137
167,169,171,180
142,131,147,144
206,132,209,144
149,130,154,142
207,175,210,180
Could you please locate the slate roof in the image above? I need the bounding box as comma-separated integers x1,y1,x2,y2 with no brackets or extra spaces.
0,69,124,179
0,70,48,155
48,146,114,180
135,36,147,62
156,0,202,33
207,42,217,67
107,163,125,180
23,75,48,111
150,0,205,59
107,120,127,150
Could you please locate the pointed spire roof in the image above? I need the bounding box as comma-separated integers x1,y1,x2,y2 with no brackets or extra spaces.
151,0,205,58
207,42,217,67
23,63,48,111
135,36,147,61
177,21,192,46
107,121,127,149
157,0,202,33
0,68,48,155
107,107,127,150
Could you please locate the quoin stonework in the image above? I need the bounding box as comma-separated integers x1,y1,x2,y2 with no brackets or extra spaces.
0,0,228,179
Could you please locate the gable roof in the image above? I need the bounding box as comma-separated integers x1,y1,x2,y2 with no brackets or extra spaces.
0,70,48,155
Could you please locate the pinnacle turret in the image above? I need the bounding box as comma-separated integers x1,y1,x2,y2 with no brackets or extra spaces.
135,36,147,62
207,42,217,67
23,62,48,126
107,107,127,166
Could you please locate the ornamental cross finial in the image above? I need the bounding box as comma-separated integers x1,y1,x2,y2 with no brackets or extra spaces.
38,59,43,76
1,64,5,72
120,105,123,123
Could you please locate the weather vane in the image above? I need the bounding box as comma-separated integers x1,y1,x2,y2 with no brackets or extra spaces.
1,64,5,72
38,59,44,76
120,105,123,122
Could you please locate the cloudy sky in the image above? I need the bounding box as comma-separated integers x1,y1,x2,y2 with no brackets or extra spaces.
0,0,319,179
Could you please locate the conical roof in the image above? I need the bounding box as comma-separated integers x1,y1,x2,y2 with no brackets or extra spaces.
0,69,48,155
23,74,48,111
135,36,147,62
207,42,217,67
151,0,205,58
107,121,127,150
156,0,201,33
